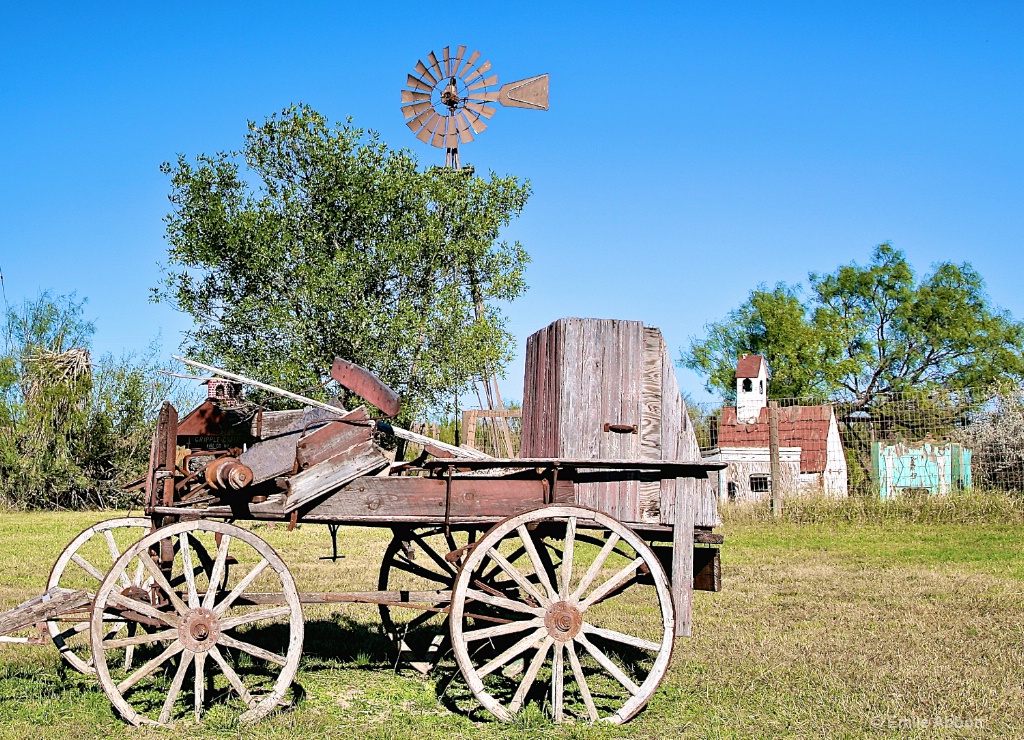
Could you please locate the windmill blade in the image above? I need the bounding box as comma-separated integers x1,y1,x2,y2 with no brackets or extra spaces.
467,74,499,92
416,113,442,144
454,45,467,72
414,61,437,86
442,46,452,77
407,109,436,133
465,101,497,119
463,59,492,84
456,112,475,143
463,109,488,134
426,51,444,82
458,49,481,78
431,116,451,148
406,74,432,93
402,101,433,119
466,91,501,102
401,90,431,103
496,74,550,110
445,116,460,149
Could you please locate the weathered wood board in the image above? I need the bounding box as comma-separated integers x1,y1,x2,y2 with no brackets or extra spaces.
0,587,91,637
521,318,721,528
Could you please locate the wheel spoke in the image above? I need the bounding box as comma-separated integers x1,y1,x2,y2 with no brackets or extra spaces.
124,643,135,672
465,588,545,617
560,517,576,598
104,627,178,649
410,532,457,578
108,592,180,627
117,639,185,693
552,641,564,722
486,547,549,606
582,623,662,652
569,533,620,603
202,535,231,609
567,640,599,721
516,525,558,601
479,544,527,585
477,627,548,678
575,634,641,696
391,557,453,585
463,617,543,642
158,650,193,724
103,529,132,590
132,557,146,588
180,533,200,609
139,550,190,615
209,645,257,709
219,606,291,631
218,633,287,666
579,557,645,611
215,559,270,617
509,636,552,713
194,651,206,721
71,553,105,582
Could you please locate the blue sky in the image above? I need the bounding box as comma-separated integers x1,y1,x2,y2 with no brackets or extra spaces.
1,2,1021,406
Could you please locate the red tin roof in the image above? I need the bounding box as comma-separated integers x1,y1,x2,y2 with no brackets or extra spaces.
735,354,767,379
718,405,833,473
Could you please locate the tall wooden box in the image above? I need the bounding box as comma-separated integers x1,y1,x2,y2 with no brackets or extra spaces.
520,318,719,527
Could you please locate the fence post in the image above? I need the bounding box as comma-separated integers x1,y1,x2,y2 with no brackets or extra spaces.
769,401,782,518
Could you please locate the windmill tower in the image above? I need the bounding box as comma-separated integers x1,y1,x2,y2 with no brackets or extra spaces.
401,47,549,455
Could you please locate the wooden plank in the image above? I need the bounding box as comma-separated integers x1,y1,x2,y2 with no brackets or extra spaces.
285,440,389,511
249,409,304,439
660,338,681,525
0,587,91,637
294,407,371,470
639,327,664,522
288,476,550,518
621,321,643,521
671,474,696,637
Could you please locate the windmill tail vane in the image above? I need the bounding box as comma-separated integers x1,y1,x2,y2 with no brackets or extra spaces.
401,45,549,168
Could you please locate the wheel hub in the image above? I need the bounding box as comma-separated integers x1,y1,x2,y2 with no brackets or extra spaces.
544,601,583,642
178,608,221,653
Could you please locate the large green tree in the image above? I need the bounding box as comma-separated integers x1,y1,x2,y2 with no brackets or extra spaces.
683,243,1024,407
154,105,531,420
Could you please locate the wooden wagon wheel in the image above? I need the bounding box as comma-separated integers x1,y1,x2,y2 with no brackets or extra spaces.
377,527,475,673
46,517,152,674
90,520,304,726
449,505,675,725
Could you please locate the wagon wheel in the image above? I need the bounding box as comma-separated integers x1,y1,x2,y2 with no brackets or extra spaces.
449,505,675,725
377,527,475,673
90,520,304,726
46,517,152,674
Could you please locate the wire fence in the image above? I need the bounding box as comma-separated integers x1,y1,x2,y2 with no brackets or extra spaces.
692,383,1024,497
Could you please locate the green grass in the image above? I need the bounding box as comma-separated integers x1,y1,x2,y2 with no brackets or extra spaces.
0,494,1021,738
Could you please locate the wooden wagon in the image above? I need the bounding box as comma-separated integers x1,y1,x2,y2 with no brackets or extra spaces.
0,318,724,726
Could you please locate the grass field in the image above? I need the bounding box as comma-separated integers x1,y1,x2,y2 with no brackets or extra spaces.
0,494,1021,739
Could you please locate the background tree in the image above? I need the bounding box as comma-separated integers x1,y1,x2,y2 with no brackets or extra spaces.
0,292,191,509
683,243,1024,408
155,105,531,422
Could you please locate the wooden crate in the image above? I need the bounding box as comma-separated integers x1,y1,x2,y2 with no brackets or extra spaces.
520,318,719,527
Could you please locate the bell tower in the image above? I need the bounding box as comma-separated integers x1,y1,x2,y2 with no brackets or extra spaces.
735,354,768,423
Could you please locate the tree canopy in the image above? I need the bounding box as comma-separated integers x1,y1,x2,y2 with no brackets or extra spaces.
154,105,531,420
682,243,1024,408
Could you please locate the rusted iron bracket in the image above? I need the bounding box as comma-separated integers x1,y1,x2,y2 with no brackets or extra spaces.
603,423,638,434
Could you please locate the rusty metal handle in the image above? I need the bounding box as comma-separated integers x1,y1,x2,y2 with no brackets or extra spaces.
603,423,638,434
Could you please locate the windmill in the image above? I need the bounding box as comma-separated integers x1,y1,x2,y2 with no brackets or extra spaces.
401,46,549,455
401,45,549,169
